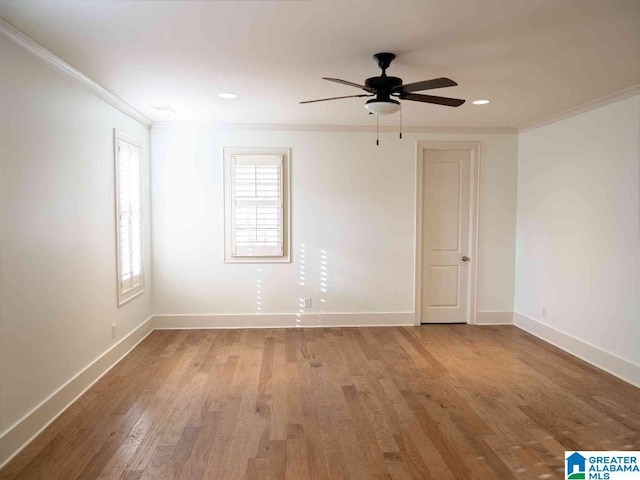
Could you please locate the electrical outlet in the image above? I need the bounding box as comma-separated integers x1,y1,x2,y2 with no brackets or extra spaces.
542,308,547,319
304,297,312,308
111,324,117,338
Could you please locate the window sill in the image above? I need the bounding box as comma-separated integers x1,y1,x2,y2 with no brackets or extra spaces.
118,288,145,307
224,255,291,264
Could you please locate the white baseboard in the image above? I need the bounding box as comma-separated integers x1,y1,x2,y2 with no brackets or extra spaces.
475,310,514,325
0,316,154,469
153,312,415,330
514,312,640,388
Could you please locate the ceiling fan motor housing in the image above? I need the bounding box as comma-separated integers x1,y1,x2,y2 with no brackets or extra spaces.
364,75,403,114
365,76,402,93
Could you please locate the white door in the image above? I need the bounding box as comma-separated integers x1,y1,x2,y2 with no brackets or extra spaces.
421,149,471,323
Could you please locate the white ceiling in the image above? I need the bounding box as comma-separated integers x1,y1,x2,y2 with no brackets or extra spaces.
1,0,638,128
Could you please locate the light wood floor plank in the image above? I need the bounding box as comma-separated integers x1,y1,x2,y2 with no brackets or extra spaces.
1,325,639,480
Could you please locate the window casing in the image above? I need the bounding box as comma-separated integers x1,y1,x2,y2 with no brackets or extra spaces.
115,131,144,305
224,148,290,263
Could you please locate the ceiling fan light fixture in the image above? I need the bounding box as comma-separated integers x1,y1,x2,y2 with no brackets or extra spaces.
365,99,401,115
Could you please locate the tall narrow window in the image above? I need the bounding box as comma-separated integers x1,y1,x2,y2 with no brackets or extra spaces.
115,131,144,305
224,148,290,263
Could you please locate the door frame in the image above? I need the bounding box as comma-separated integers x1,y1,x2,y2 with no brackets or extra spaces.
414,141,480,325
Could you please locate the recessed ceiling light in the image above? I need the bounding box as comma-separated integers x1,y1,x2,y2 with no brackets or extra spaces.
472,99,490,105
153,106,176,114
218,92,237,99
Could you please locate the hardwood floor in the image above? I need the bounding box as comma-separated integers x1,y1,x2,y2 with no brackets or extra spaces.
1,325,638,480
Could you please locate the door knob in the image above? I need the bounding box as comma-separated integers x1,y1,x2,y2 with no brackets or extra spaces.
461,256,470,262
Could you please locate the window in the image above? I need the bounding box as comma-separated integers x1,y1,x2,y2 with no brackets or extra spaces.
224,148,290,263
115,131,144,305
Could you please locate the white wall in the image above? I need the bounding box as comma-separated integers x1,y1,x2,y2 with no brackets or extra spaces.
151,126,518,321
0,37,152,437
515,95,640,366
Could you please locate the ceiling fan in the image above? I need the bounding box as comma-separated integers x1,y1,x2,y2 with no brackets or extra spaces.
300,52,465,115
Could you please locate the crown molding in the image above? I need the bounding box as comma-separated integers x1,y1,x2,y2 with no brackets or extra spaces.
518,85,640,133
151,121,518,134
0,16,151,128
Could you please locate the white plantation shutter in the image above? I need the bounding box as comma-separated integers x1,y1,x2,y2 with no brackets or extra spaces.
116,133,144,304
231,155,283,257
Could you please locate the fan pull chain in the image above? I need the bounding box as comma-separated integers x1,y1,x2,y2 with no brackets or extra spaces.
399,108,403,139
376,115,379,146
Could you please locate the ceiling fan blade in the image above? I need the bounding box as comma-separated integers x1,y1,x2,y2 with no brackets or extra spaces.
400,93,465,107
394,77,457,94
323,77,377,93
300,94,372,104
